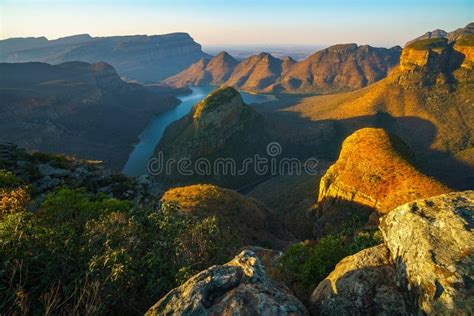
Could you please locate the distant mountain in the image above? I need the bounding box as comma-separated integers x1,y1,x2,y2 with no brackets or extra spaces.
225,52,284,91
405,22,474,46
164,44,401,94
405,29,448,46
272,44,401,93
0,61,180,169
0,33,210,82
164,51,238,86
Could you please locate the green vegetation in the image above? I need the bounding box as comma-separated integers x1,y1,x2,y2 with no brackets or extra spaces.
0,169,23,188
406,38,448,50
0,188,232,314
195,86,241,116
272,223,383,303
455,34,474,47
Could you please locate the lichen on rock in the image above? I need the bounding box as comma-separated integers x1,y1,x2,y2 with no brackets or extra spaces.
146,249,309,315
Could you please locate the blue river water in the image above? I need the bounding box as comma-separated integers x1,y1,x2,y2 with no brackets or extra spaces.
122,86,274,176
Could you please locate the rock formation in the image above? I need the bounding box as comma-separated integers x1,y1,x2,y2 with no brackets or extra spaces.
161,184,292,249
311,190,474,315
317,128,450,226
380,190,474,315
146,249,309,315
0,61,180,169
153,87,270,188
0,33,210,82
311,244,411,315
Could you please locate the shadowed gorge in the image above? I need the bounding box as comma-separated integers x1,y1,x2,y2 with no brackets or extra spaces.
0,61,181,169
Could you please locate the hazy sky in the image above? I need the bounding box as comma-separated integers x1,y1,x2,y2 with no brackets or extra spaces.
0,0,472,47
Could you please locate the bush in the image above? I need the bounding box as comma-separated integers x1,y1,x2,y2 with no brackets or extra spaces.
0,169,22,188
0,189,232,314
273,229,382,303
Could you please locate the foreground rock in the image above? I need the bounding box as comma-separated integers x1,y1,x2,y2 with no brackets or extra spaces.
146,249,308,315
311,190,473,315
311,244,411,315
380,190,474,315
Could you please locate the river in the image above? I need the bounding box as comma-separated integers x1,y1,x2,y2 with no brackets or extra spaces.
123,86,275,176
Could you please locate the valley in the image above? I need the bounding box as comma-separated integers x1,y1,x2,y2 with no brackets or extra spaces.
123,86,276,176
0,10,473,315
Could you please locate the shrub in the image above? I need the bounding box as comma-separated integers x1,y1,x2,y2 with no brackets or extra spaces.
0,169,22,188
273,228,382,303
0,190,232,314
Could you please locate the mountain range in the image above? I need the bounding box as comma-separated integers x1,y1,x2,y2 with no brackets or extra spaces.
0,33,210,82
165,44,401,94
1,21,474,316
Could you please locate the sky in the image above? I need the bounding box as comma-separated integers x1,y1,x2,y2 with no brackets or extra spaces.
0,0,473,47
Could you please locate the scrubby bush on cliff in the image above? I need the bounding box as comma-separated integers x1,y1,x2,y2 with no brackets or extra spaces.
274,227,382,303
0,188,231,314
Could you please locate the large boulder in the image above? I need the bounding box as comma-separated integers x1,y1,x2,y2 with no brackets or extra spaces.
310,244,412,315
380,191,474,314
146,249,308,315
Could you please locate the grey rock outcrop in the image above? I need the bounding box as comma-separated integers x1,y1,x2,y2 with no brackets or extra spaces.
380,190,474,315
146,249,308,315
311,191,473,315
0,143,163,210
310,244,411,315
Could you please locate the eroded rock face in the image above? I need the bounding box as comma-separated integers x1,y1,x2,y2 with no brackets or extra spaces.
380,191,474,315
146,250,308,316
311,244,412,315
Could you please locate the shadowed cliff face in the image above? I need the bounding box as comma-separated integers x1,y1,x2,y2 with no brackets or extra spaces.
0,33,210,82
0,61,180,169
